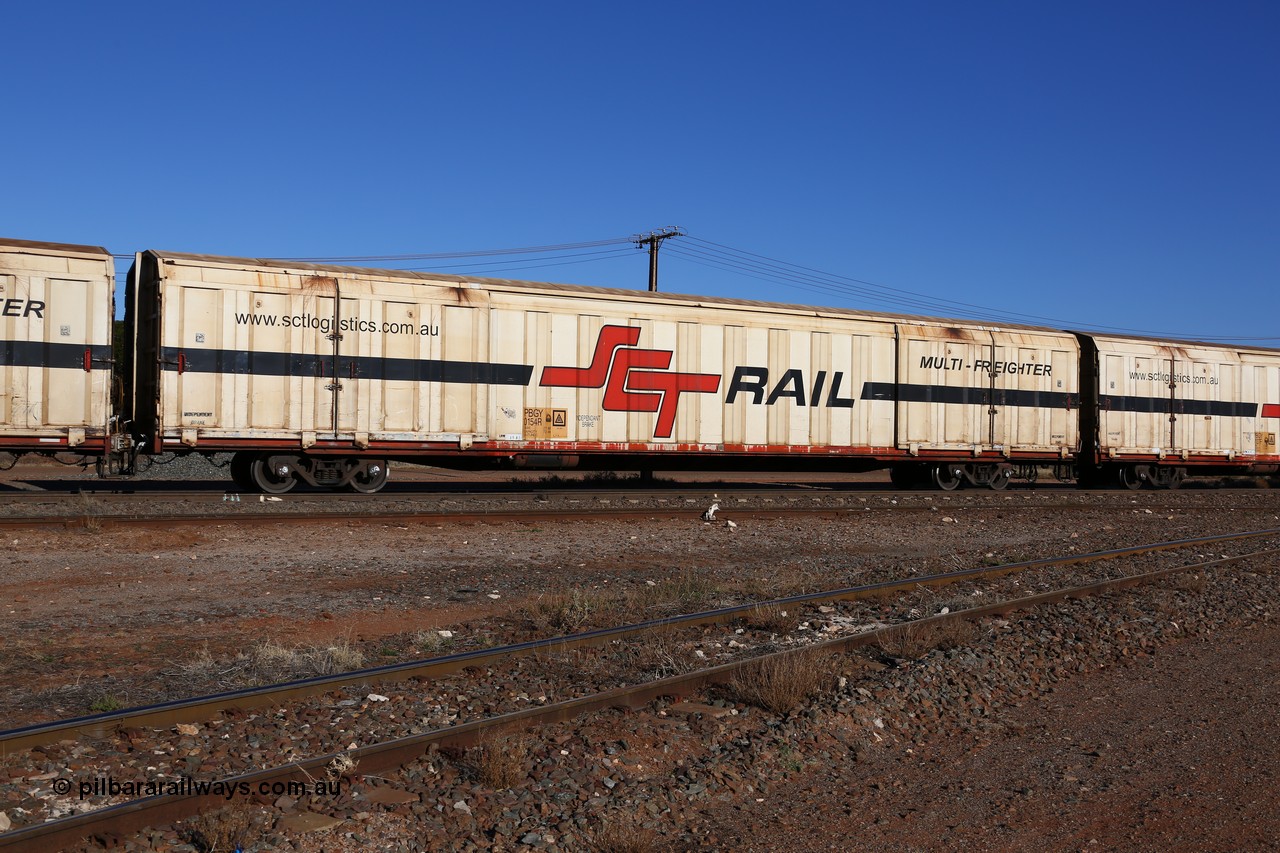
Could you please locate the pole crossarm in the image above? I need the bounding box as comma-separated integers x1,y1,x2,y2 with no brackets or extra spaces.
632,226,685,291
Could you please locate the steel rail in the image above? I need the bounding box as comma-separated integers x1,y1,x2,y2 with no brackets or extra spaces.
2,542,1274,853
0,496,1248,530
3,527,1275,755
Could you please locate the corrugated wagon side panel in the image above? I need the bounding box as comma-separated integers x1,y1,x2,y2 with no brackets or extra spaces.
1092,334,1276,464
488,308,526,440
1245,357,1280,461
991,331,1079,453
897,326,988,449
156,265,341,444
0,242,112,450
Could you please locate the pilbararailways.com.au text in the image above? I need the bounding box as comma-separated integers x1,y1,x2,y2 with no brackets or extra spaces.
59,776,341,801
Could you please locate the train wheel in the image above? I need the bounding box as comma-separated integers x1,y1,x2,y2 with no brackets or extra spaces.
250,454,298,494
931,464,965,491
229,452,255,491
347,459,389,494
1150,466,1186,490
1118,465,1145,490
987,466,1012,490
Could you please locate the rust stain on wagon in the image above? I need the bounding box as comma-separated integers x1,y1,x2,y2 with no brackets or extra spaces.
302,276,338,293
450,285,485,306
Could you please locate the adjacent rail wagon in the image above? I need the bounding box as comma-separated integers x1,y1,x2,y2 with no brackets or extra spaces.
1079,334,1280,488
2,237,1278,492
0,239,115,455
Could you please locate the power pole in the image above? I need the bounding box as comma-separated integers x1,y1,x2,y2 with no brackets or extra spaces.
633,227,685,292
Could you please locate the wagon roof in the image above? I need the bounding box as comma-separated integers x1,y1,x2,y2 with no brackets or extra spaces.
1069,329,1280,356
142,249,1070,335
143,249,1278,355
1,237,112,258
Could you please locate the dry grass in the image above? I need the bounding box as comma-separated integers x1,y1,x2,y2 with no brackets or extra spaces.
533,645,614,684
186,639,366,686
412,630,455,656
590,819,664,852
527,574,722,636
470,729,534,789
185,804,261,853
75,492,104,532
876,618,977,660
612,624,696,679
742,602,797,634
527,587,621,634
1171,571,1209,593
731,648,836,716
626,572,719,616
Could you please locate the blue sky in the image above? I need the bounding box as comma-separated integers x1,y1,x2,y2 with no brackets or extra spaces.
4,2,1277,342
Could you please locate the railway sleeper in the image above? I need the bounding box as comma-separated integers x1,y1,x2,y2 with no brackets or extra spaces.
230,451,389,494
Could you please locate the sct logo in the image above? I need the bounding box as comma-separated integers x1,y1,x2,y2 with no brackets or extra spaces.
539,325,721,439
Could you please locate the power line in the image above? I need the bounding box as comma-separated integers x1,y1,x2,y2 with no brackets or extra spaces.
667,237,1279,344
111,234,1276,345
279,236,634,263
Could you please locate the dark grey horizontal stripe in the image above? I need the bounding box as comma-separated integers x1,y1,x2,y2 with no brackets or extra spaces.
862,382,1077,409
863,381,1260,418
1100,394,1256,418
0,340,112,370
161,347,533,386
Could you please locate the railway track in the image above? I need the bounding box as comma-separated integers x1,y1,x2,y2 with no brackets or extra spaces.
0,486,1265,529
2,528,1277,851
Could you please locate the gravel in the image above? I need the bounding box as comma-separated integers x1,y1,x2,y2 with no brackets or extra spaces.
0,477,1277,851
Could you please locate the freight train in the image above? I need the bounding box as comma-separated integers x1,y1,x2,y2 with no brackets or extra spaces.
2,237,1277,493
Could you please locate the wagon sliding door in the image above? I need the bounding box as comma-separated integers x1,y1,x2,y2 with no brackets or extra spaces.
896,325,987,451
163,274,340,444
988,331,1077,454
1096,341,1170,457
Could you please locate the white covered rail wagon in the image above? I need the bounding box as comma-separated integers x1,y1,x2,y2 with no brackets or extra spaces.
4,238,1278,492
123,250,1083,492
0,239,115,456
1078,333,1280,488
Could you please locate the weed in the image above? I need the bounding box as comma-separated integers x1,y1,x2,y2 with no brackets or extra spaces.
186,804,261,853
412,630,454,655
470,729,533,790
75,492,104,533
778,744,803,773
186,644,216,673
613,625,694,679
731,648,836,716
590,819,663,853
742,602,796,634
88,694,123,713
528,587,620,633
876,618,977,660
325,752,358,780
1171,571,1208,593
207,639,368,686
628,572,718,616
